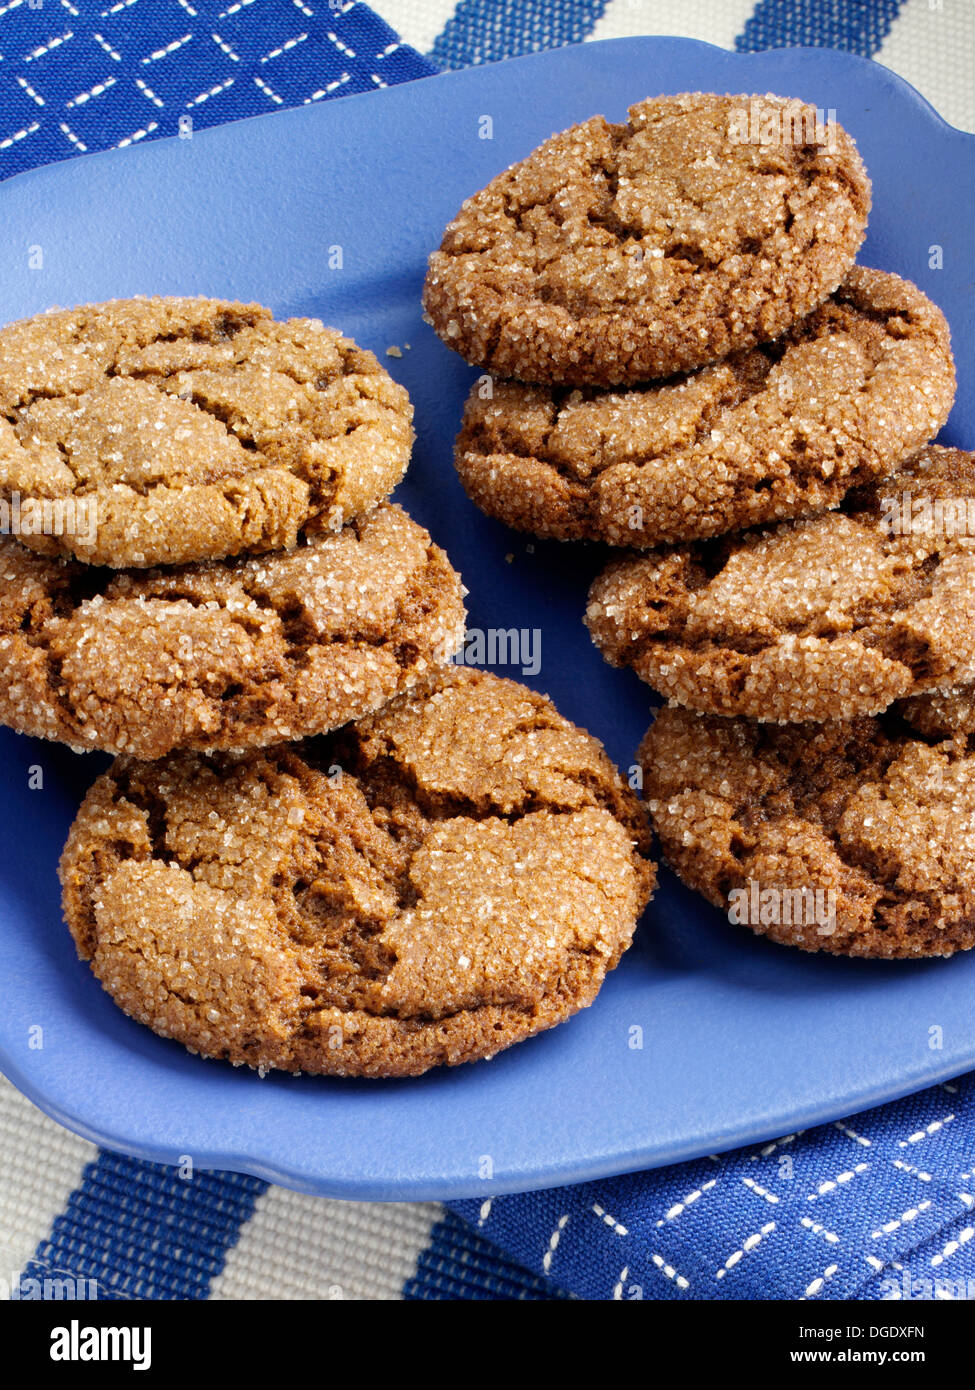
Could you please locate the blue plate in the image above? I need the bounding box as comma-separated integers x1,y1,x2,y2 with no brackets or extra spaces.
0,37,973,1201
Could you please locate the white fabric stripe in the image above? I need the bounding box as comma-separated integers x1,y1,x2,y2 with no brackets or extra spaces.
366,0,461,55
0,1075,97,1295
589,0,756,50
876,0,975,134
209,1186,441,1300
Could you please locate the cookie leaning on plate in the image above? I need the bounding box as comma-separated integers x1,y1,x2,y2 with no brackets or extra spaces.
0,296,413,568
587,446,975,723
641,704,975,959
455,268,955,546
60,669,656,1078
425,92,870,386
0,502,464,759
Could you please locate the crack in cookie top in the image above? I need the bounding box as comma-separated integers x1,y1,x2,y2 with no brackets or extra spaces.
0,502,465,759
455,268,954,546
59,668,656,1077
587,446,975,723
640,703,975,959
424,93,871,386
0,296,414,568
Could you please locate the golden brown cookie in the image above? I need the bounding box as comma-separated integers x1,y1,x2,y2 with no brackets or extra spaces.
425,93,870,386
641,704,975,959
0,503,464,759
0,296,413,568
587,446,975,723
455,268,954,546
900,685,975,738
60,669,655,1078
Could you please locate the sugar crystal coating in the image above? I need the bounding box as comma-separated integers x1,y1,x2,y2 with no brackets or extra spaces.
588,446,975,722
0,503,465,758
900,684,975,739
60,668,656,1077
0,296,413,567
425,93,870,386
641,704,975,958
456,268,954,546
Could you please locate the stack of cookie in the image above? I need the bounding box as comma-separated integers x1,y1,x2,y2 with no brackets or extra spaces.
0,296,461,755
426,92,974,961
0,295,655,1076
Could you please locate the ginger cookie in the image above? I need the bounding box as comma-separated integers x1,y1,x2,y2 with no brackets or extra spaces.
0,296,413,568
424,92,870,386
455,268,954,546
641,704,975,959
900,685,975,739
0,503,464,759
587,446,975,723
60,668,655,1078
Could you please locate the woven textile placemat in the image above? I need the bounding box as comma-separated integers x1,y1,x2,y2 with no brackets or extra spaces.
1,0,973,1301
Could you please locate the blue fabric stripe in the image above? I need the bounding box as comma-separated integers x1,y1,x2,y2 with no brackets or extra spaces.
0,0,435,182
5,0,971,1306
736,0,904,56
23,1152,267,1300
404,1211,570,1300
448,1074,975,1301
430,0,610,70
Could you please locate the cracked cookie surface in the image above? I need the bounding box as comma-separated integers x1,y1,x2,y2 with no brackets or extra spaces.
60,668,656,1077
587,446,975,722
424,93,870,386
0,296,413,567
455,268,954,546
641,703,975,958
0,502,465,759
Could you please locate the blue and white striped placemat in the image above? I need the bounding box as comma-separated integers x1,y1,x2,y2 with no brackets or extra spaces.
1,0,974,1302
